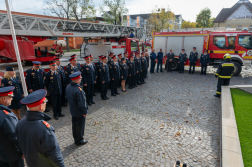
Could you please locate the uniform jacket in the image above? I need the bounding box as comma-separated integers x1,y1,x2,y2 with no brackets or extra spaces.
56,65,66,88
215,60,234,78
81,63,95,85
150,52,157,61
157,52,164,62
145,54,150,67
91,62,97,81
65,64,81,85
200,54,210,66
16,111,65,167
26,68,45,91
1,76,24,100
96,61,103,78
120,63,128,77
0,104,22,163
67,62,81,70
99,63,110,83
189,52,198,63
44,70,62,96
141,57,147,71
128,61,135,76
110,61,120,80
167,53,174,61
179,53,187,63
134,58,141,73
66,82,88,117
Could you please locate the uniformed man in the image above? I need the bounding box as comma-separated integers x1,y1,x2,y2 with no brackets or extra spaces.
189,47,198,74
178,49,187,73
54,57,67,107
140,52,147,84
99,56,110,100
96,55,104,93
68,54,81,69
128,55,135,89
150,49,157,74
135,52,142,85
89,54,97,97
118,53,123,65
109,55,120,96
17,89,65,167
120,58,128,92
157,49,164,73
200,50,210,75
214,54,234,98
81,55,96,106
145,48,150,77
0,86,23,167
108,52,114,66
65,72,88,146
124,52,129,64
166,49,174,73
65,57,82,85
44,61,64,120
26,61,45,93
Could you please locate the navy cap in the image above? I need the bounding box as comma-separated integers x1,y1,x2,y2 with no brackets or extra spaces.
32,61,41,65
84,55,90,60
71,54,77,58
6,67,14,71
121,58,125,61
69,72,82,80
0,86,15,97
21,89,47,107
49,61,56,66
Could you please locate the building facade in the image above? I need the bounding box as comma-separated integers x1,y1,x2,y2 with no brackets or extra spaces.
214,0,252,31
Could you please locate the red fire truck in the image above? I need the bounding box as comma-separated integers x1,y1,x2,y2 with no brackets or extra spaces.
152,30,252,76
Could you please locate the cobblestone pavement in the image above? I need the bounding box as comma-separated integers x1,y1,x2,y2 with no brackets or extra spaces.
35,70,252,167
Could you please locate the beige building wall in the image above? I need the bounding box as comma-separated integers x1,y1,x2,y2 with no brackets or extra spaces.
214,18,252,29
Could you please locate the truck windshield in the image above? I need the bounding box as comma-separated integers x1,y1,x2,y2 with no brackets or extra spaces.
238,35,252,49
131,41,139,52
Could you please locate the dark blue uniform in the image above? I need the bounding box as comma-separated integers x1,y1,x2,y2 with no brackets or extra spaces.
200,54,210,75
91,62,97,96
166,53,174,72
67,62,81,70
128,61,135,89
0,104,23,167
189,52,198,74
140,57,147,83
150,52,157,73
109,61,120,95
44,70,62,117
16,111,64,167
134,58,141,85
120,63,128,81
1,76,24,109
157,52,163,72
179,53,187,73
26,67,45,91
99,63,110,99
56,65,67,106
81,63,95,103
95,60,103,92
66,82,88,144
65,65,82,85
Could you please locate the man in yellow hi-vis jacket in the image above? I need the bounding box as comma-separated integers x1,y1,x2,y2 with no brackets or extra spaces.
214,54,235,98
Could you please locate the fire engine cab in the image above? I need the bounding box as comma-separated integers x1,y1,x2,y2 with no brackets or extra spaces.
152,30,252,76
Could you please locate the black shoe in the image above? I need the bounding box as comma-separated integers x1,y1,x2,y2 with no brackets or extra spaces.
129,87,133,89
132,86,135,88
88,102,92,106
137,83,141,85
45,109,50,112
75,140,88,146
135,85,138,87
214,94,220,98
106,97,109,99
122,90,127,92
175,160,180,167
58,114,65,117
111,94,116,96
115,92,120,95
91,101,95,104
182,163,187,167
93,94,96,96
54,116,59,120
179,72,181,73
62,103,68,107
102,97,106,100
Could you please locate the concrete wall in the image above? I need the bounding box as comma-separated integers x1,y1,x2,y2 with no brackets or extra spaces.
214,18,252,29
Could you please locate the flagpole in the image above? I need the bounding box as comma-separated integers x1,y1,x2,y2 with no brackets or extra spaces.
5,0,28,97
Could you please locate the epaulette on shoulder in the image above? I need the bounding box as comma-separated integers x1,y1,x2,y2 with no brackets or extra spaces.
42,121,50,128
2,110,9,115
79,87,83,91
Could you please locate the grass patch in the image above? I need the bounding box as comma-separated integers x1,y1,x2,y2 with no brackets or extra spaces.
231,88,252,167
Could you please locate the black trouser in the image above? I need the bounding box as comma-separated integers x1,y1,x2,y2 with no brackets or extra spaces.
111,79,119,95
50,95,62,117
72,116,86,143
84,84,94,102
201,65,207,75
61,85,67,105
150,61,155,73
92,83,95,95
128,75,134,88
136,72,141,84
189,62,196,74
1,157,24,167
140,71,145,83
167,61,172,72
216,78,230,96
179,63,184,73
133,74,137,86
101,82,108,98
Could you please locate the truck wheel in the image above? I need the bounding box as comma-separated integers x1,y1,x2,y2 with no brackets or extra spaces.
172,59,179,71
232,61,242,76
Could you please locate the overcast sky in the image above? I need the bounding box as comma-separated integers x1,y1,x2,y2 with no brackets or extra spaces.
0,0,243,22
